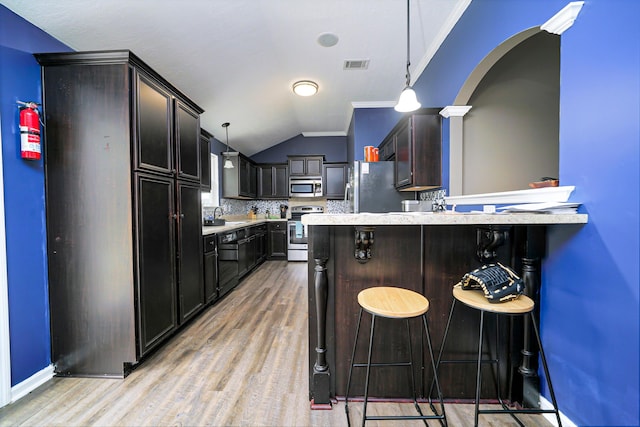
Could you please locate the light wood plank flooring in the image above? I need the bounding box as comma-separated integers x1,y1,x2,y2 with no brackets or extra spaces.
0,261,553,426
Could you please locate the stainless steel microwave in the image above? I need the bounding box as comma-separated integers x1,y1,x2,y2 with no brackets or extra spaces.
289,178,322,198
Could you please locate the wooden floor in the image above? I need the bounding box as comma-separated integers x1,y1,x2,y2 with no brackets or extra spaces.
0,261,554,426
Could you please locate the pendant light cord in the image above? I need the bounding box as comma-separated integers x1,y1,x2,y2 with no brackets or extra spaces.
405,0,411,88
222,122,230,154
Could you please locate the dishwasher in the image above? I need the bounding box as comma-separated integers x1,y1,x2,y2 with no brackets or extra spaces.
217,230,239,298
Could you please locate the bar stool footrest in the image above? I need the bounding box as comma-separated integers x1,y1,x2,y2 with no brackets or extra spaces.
365,415,446,421
352,362,412,368
478,408,560,415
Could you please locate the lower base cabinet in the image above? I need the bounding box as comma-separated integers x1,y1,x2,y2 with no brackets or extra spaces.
268,221,288,259
203,235,219,304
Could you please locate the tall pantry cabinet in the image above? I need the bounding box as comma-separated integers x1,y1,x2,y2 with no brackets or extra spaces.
36,50,205,377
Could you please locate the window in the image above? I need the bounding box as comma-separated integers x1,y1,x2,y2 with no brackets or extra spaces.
201,154,219,207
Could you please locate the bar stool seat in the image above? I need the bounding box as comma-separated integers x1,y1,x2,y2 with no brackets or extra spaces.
453,283,534,314
358,286,430,318
345,286,447,426
435,283,562,426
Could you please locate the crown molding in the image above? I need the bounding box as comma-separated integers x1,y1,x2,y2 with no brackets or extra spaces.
541,1,585,35
351,101,396,109
440,105,472,118
301,131,347,137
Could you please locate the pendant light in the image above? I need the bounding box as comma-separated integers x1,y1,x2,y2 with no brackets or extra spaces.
222,122,234,169
394,0,421,113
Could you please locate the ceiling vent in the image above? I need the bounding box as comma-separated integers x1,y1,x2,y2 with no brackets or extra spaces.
343,59,370,70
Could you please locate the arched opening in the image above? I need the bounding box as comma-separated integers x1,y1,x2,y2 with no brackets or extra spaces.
448,28,560,195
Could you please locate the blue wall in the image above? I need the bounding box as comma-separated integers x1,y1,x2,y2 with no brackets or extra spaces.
352,108,402,162
545,0,639,425
0,6,71,385
250,134,346,164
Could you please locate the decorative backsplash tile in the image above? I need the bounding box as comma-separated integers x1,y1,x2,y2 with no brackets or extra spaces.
420,189,446,202
215,199,290,219
205,190,442,220
326,200,349,213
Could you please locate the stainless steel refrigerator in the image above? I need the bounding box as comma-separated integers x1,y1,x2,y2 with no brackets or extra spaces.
346,161,415,213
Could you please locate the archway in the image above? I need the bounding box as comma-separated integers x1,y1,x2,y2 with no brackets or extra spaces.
446,27,560,196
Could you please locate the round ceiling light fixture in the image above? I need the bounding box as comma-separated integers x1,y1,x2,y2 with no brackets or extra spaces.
293,80,319,97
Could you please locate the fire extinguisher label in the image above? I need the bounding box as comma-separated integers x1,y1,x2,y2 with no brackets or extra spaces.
20,125,41,157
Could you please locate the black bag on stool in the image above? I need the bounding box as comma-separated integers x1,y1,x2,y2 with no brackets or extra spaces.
460,263,525,303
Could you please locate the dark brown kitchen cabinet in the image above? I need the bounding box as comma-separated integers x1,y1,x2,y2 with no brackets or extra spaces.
175,101,201,181
135,174,178,355
378,132,396,160
268,221,288,259
323,163,348,199
389,108,442,191
177,182,205,323
200,129,212,191
135,73,201,181
222,152,257,199
255,224,268,263
36,50,205,377
288,155,324,177
258,163,288,199
203,235,218,304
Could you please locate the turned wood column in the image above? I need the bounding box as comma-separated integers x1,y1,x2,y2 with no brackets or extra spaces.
309,225,332,409
517,225,545,408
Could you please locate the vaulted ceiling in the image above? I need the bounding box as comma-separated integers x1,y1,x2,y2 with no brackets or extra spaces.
3,0,470,155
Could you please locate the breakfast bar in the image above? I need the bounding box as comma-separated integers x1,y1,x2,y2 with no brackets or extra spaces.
303,211,588,409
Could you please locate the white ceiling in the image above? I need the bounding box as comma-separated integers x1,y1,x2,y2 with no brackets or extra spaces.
2,0,470,156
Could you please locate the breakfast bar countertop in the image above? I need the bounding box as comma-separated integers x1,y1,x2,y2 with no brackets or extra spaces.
301,211,588,226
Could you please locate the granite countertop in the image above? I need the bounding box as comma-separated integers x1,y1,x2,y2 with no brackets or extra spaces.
202,218,287,236
301,212,589,226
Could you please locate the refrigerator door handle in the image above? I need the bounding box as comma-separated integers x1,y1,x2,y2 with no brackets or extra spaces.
344,182,351,202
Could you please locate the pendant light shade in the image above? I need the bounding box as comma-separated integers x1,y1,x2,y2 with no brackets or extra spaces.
395,86,421,112
394,0,421,113
222,122,234,169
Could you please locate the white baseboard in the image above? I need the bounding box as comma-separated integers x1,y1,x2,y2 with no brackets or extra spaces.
540,395,577,427
11,364,54,403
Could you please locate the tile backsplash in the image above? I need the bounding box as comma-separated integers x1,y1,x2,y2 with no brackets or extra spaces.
206,198,350,220
206,189,444,220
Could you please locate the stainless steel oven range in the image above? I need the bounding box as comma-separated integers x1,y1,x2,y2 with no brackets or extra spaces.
288,205,324,261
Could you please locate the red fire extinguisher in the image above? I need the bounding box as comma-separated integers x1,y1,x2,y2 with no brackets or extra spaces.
19,101,41,160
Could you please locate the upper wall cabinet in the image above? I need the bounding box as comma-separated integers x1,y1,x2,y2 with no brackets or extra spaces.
175,100,201,181
258,164,288,199
323,163,348,199
135,71,201,182
288,155,324,178
222,152,257,199
378,134,396,161
386,108,442,191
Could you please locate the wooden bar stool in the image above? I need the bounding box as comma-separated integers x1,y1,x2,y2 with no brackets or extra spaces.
434,283,562,426
344,286,447,426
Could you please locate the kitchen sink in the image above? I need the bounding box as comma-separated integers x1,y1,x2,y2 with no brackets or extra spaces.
204,218,226,226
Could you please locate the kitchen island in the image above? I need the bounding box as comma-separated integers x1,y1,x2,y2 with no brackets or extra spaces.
302,211,587,408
